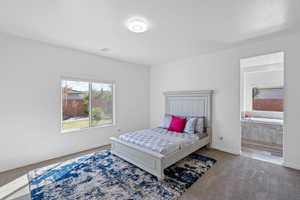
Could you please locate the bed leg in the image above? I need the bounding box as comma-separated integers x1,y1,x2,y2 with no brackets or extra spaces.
157,173,165,182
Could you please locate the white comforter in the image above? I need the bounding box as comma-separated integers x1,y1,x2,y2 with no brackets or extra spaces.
118,128,200,155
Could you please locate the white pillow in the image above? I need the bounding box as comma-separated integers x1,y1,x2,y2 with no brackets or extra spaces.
184,117,197,134
162,115,172,128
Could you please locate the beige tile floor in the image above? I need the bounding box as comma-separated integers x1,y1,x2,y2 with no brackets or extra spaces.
241,146,283,165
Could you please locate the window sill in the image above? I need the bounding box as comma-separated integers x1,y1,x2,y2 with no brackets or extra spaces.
243,111,283,120
61,124,115,134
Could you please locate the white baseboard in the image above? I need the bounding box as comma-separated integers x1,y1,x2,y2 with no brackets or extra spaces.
0,143,111,173
210,145,241,156
283,161,300,171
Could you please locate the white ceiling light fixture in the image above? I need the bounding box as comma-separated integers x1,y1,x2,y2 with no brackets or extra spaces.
126,17,149,33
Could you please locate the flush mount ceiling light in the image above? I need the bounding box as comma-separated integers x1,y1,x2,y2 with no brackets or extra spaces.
126,17,149,33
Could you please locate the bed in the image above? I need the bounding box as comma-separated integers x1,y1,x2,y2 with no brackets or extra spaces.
110,90,213,180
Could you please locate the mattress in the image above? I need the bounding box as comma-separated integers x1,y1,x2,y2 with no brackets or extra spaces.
118,128,206,155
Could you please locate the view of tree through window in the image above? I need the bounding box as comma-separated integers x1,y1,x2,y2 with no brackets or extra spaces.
91,83,113,127
252,87,284,112
61,79,114,132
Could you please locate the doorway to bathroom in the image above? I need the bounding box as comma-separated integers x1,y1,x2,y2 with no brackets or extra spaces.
240,52,284,165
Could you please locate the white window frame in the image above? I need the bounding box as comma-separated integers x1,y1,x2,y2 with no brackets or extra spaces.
61,77,116,133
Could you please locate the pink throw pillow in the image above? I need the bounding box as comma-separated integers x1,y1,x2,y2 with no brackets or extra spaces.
168,116,187,133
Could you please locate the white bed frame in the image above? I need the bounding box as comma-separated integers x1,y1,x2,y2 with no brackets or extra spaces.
110,90,213,180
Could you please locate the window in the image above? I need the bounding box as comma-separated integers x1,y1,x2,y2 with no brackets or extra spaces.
252,87,283,112
61,79,114,132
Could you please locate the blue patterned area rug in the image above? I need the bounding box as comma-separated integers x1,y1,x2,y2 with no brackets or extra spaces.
28,150,216,200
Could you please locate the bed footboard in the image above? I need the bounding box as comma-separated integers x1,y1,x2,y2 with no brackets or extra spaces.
110,137,165,180
110,136,209,180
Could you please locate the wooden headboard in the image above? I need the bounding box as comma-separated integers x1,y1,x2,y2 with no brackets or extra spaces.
164,90,213,129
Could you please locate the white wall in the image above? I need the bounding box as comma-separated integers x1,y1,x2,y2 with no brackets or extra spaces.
150,32,300,170
0,33,150,172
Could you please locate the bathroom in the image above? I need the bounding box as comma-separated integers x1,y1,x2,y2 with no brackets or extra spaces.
240,52,284,164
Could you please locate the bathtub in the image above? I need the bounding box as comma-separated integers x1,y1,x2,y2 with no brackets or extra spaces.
241,117,283,146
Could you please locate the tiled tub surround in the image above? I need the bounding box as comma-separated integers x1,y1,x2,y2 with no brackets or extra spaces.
241,118,283,153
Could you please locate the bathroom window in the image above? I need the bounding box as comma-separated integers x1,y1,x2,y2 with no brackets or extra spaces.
252,87,284,112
